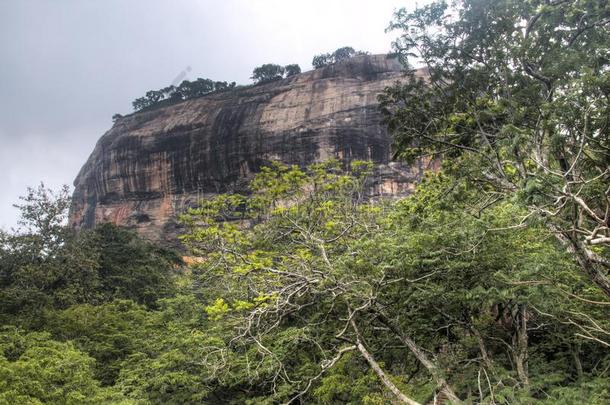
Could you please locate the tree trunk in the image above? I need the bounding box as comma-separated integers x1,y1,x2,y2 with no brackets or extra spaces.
373,306,461,403
549,224,610,299
512,304,529,387
471,325,493,371
355,340,422,405
571,343,583,379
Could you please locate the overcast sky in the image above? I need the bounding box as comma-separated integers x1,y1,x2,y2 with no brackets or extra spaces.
0,0,419,229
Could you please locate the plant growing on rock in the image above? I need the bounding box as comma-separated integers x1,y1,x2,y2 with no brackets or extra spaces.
251,63,286,83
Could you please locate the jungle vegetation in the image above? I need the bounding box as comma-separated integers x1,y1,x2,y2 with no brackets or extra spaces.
2,0,609,403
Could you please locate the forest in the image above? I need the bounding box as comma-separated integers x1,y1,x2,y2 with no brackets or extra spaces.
2,0,610,403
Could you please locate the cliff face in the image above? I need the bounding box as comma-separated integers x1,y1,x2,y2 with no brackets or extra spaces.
70,54,434,246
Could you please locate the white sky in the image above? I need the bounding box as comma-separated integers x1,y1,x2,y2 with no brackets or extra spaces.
0,0,424,229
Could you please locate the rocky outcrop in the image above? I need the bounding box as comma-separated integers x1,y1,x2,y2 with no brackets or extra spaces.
70,54,434,246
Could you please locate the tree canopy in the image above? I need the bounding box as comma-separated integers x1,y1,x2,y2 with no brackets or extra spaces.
251,63,286,83
312,46,369,69
251,63,302,83
3,1,609,402
177,160,609,403
128,44,370,114
131,78,236,112
1,159,608,403
380,0,610,299
0,184,180,327
284,63,302,77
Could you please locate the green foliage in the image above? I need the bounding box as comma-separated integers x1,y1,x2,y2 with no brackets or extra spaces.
251,63,302,83
45,300,149,386
5,3,610,398
0,327,129,404
251,63,285,83
381,0,610,297
2,164,609,403
312,46,368,68
284,64,301,77
178,162,609,403
205,298,230,320
312,53,333,69
11,183,71,251
0,185,101,323
313,353,384,404
0,186,179,326
132,77,236,111
116,334,215,404
91,223,180,308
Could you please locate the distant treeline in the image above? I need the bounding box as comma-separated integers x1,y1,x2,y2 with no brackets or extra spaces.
131,79,237,112
127,46,367,114
249,46,369,84
312,46,368,69
250,63,301,84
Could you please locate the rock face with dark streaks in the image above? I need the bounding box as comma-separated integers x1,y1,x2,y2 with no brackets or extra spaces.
70,54,434,246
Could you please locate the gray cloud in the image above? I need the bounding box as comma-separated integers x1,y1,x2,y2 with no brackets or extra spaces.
0,0,413,228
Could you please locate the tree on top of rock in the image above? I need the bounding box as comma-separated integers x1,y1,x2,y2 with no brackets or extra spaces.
251,64,286,84
284,64,301,77
312,46,368,69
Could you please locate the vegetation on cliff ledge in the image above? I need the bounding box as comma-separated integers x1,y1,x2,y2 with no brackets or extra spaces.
131,78,238,112
312,46,369,69
127,45,365,114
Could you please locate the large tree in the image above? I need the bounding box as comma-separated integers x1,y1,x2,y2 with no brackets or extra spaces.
0,185,179,325
285,64,302,77
311,46,366,69
381,0,610,297
0,327,127,404
181,161,456,403
251,63,285,84
179,161,609,403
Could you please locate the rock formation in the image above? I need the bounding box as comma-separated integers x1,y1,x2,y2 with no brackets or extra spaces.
70,54,434,246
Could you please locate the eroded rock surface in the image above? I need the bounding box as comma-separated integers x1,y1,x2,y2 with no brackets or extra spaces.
70,54,434,246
